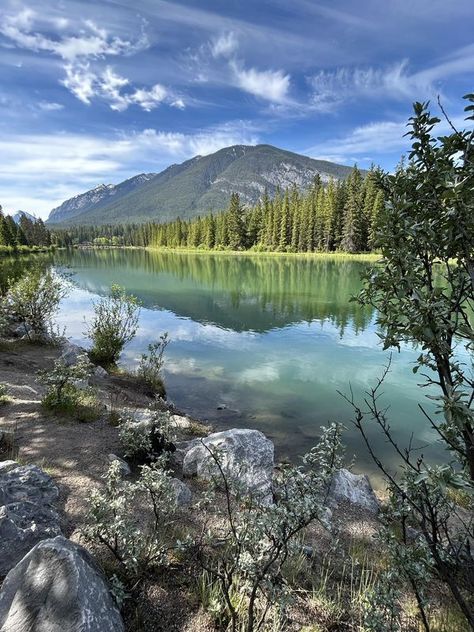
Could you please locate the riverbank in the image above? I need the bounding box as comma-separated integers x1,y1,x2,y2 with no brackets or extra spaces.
145,246,381,261
0,337,388,632
0,244,57,257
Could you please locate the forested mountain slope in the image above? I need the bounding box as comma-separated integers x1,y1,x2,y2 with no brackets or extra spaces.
47,145,359,226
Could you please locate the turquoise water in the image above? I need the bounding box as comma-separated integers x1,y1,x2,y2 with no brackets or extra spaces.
11,249,452,475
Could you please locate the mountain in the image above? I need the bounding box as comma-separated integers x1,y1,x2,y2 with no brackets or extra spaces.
48,174,156,224
47,144,358,226
12,210,37,224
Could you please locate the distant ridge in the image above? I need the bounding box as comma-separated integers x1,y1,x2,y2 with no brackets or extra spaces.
12,210,37,224
47,144,359,226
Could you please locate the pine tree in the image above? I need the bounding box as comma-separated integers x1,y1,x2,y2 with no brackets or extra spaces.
227,193,244,250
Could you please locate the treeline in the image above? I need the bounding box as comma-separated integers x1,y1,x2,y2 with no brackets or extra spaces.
0,207,52,248
53,166,384,253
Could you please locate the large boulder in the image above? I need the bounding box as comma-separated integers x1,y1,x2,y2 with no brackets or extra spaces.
0,536,124,631
328,469,380,514
60,341,88,367
182,429,274,502
0,464,61,575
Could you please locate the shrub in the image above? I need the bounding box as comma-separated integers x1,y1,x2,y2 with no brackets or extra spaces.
86,284,141,367
189,423,344,632
119,410,174,464
39,356,101,422
136,333,169,395
83,458,179,581
7,267,67,340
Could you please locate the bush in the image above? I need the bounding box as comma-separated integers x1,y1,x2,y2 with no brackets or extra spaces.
119,410,174,464
83,458,179,581
136,333,169,395
7,267,67,340
39,356,101,422
189,423,344,632
86,284,140,367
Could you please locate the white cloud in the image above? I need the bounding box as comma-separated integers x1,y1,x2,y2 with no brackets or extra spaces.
305,113,471,165
0,121,259,217
0,7,177,112
0,9,148,62
231,61,290,103
37,101,64,111
309,60,435,112
211,31,238,58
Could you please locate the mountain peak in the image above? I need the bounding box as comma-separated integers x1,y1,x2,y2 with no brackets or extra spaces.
47,144,358,226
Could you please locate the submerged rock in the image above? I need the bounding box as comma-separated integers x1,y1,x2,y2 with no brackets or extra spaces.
0,464,61,575
328,468,380,514
182,428,274,502
0,536,124,631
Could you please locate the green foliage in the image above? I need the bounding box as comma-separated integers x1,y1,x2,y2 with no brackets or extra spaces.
86,284,141,367
189,423,344,632
136,333,169,395
48,145,356,227
118,410,173,463
52,165,384,254
7,267,67,339
352,94,474,629
39,356,101,422
83,458,179,581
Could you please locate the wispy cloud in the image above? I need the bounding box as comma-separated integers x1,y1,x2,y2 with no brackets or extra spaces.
0,120,259,216
0,7,182,112
231,61,291,104
211,31,238,58
309,46,474,112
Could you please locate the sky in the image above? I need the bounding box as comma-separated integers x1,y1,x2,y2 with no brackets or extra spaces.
0,0,473,219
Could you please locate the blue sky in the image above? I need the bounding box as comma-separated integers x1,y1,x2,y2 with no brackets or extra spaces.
1,0,473,218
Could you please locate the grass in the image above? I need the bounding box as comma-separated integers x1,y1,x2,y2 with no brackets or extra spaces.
42,385,103,423
0,383,10,406
146,246,381,261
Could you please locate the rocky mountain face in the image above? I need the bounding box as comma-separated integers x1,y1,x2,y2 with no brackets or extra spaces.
48,174,156,224
47,145,357,226
11,210,37,224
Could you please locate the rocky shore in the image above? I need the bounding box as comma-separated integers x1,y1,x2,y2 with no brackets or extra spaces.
0,336,381,631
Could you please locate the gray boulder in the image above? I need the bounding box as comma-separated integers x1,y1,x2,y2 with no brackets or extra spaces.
182,429,274,502
0,464,61,575
107,454,131,477
328,469,380,514
60,341,87,367
0,536,124,631
94,365,108,378
0,461,17,474
170,478,192,506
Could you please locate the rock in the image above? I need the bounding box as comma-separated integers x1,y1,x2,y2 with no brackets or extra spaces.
0,536,124,631
94,365,108,378
0,464,59,508
12,323,33,338
0,502,62,576
182,429,274,502
107,454,131,477
328,469,380,514
60,341,87,367
171,438,203,471
171,414,192,429
216,403,227,410
0,464,61,575
0,461,17,474
169,478,192,506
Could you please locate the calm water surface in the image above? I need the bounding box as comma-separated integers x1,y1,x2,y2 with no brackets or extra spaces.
7,249,451,477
